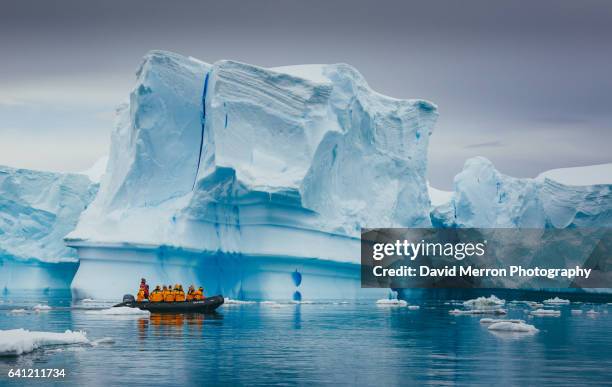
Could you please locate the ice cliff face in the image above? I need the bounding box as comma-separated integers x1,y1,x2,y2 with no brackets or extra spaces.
432,157,612,228
0,166,97,263
0,166,97,289
68,51,437,258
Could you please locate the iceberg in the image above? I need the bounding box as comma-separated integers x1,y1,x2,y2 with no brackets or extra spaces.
0,165,98,290
432,157,612,228
66,50,438,300
487,321,538,333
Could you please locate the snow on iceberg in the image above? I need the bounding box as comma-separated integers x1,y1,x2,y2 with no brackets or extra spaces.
487,321,538,333
0,329,89,356
66,50,438,300
0,165,98,290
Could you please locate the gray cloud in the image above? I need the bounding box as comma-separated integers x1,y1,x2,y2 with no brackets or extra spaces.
1,0,611,187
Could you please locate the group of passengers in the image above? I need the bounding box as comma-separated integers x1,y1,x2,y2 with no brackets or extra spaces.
136,278,205,302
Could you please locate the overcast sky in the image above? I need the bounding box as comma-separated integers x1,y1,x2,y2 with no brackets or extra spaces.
1,0,611,188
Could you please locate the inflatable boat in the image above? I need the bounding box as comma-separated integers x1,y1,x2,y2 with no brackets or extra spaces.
114,294,224,313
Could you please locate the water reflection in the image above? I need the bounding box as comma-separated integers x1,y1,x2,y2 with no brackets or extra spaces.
137,313,223,339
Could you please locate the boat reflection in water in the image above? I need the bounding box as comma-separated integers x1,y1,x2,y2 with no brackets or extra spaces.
137,313,223,338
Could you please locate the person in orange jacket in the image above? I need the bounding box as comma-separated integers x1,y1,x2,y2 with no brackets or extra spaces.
149,286,163,302
193,287,204,301
174,284,186,302
186,285,195,301
137,278,149,301
163,285,175,302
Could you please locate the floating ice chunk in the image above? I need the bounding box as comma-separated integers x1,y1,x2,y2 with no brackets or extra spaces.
408,305,420,310
586,309,599,316
223,298,256,305
81,298,96,303
260,301,291,308
450,308,507,315
8,309,28,314
530,309,561,317
33,304,52,311
463,295,505,309
376,299,408,307
571,310,583,315
480,318,525,324
0,329,89,356
543,297,570,305
488,321,539,333
85,306,150,316
91,337,115,346
512,300,543,308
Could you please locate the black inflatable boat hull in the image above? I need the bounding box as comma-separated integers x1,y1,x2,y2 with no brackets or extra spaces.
115,295,224,313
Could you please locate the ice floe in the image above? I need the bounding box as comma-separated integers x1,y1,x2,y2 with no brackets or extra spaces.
463,295,505,309
543,297,570,305
487,321,539,333
260,301,292,308
450,308,507,315
33,304,52,311
0,329,89,356
480,318,525,324
376,299,408,307
408,305,420,310
530,309,561,317
85,306,150,316
571,309,583,315
8,309,28,314
586,309,599,316
91,337,115,346
223,298,256,305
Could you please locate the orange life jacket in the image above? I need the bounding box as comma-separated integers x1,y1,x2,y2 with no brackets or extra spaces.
136,289,146,302
193,290,204,301
149,290,163,302
186,290,194,301
174,289,186,302
163,290,175,302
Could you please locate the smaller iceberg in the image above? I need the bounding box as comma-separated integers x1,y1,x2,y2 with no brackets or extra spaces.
488,321,539,333
0,329,89,356
376,299,408,307
463,295,505,309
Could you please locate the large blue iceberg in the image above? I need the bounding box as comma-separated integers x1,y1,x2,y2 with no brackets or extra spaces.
3,50,610,299
65,51,437,299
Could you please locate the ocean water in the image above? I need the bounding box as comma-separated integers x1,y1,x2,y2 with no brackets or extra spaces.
1,290,611,386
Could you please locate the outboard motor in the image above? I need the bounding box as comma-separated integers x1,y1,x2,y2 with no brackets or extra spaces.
122,294,135,304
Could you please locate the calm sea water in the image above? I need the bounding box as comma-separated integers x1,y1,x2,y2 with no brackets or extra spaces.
1,290,611,386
